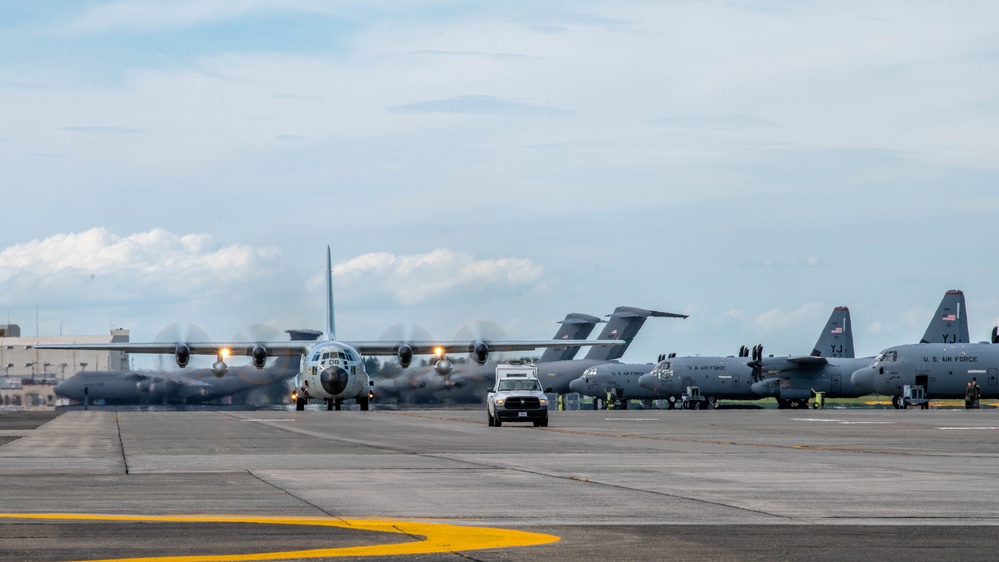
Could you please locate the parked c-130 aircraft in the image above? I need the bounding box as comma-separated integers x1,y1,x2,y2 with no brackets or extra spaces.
38,247,624,411
852,290,997,406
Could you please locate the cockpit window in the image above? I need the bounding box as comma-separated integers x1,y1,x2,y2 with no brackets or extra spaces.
876,351,898,363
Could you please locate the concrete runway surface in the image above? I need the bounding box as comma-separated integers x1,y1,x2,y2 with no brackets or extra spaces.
1,407,998,561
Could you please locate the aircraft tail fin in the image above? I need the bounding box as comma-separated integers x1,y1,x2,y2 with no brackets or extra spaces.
583,306,688,362
324,246,336,341
539,313,603,363
920,290,968,344
811,306,854,358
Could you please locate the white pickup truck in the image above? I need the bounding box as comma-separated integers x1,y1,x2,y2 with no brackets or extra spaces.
487,364,549,427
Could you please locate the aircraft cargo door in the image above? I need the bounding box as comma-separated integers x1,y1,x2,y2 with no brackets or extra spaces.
989,368,998,387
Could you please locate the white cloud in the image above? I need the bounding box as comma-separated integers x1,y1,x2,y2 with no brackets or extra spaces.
0,227,276,284
330,249,545,306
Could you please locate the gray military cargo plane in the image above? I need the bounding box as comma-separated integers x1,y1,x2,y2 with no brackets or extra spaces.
752,290,969,408
851,340,999,404
623,290,968,409
608,307,853,408
54,358,301,406
851,292,993,406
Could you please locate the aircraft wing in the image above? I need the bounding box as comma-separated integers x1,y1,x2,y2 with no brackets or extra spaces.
36,339,622,357
344,339,626,356
34,341,314,356
785,356,829,366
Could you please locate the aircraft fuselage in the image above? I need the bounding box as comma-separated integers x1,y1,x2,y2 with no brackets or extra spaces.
638,357,758,401
569,364,659,400
295,340,370,401
851,343,999,399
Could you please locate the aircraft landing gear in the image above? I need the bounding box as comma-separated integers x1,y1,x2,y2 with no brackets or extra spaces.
295,397,306,411
334,398,343,411
891,395,901,409
666,395,678,410
326,399,334,411
357,394,369,411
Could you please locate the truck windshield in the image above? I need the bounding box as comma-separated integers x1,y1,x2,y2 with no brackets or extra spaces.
498,380,542,391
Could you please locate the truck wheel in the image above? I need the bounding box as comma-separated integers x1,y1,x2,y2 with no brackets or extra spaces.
812,402,820,409
494,417,502,427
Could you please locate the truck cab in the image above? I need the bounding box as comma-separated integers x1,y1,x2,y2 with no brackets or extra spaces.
487,364,549,427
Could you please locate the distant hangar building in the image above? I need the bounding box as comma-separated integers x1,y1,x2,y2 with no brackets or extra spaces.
0,324,130,409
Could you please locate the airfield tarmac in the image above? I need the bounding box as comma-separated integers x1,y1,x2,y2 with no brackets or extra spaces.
1,407,998,561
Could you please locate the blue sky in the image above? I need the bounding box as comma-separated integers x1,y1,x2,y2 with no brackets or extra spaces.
1,1,998,368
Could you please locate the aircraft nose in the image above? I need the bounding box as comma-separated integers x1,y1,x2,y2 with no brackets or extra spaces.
851,367,876,392
320,366,350,395
54,379,76,398
638,374,657,392
568,378,586,394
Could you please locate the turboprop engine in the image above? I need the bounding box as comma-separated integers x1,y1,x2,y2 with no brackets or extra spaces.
251,345,268,369
174,345,191,368
472,342,489,365
397,344,414,368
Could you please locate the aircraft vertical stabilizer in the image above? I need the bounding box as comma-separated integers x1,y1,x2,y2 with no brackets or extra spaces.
538,313,603,363
920,290,968,344
325,246,336,341
583,306,687,362
811,307,854,358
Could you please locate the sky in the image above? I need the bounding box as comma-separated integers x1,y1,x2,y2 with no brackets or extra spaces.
1,1,999,369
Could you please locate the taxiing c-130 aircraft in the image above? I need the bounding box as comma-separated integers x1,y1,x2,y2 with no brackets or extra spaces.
38,247,624,411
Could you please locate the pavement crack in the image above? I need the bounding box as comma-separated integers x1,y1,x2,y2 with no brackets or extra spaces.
114,410,129,475
245,470,347,522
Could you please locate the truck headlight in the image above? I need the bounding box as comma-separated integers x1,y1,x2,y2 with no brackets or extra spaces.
494,397,505,407
539,398,548,406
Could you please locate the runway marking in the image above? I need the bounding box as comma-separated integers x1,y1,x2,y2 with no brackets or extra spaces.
0,513,560,561
603,418,660,421
792,418,897,425
938,427,999,430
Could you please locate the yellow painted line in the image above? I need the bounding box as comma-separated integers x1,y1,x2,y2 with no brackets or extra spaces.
0,514,559,561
